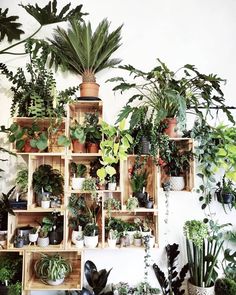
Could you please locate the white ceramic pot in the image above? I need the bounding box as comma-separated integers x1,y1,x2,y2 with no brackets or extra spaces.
107,238,117,248
108,182,116,191
71,230,83,245
84,235,98,248
72,177,85,190
75,239,84,249
133,238,142,247
47,277,65,286
188,280,215,295
41,200,50,209
169,176,185,191
29,233,38,243
126,231,136,245
37,237,49,247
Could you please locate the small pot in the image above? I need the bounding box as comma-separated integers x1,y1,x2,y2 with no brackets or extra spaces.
162,117,178,138
14,239,24,248
72,140,86,153
84,235,98,248
133,238,142,247
23,139,39,153
71,177,85,190
108,182,116,191
133,192,147,207
75,239,84,249
169,176,185,191
72,230,83,245
17,225,33,245
37,237,49,247
87,142,99,153
41,200,50,209
145,200,153,209
29,233,38,243
79,82,100,98
107,238,117,248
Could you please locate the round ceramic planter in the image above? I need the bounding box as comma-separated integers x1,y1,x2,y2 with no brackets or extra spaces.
84,235,98,248
108,182,116,191
41,200,50,209
72,230,83,245
75,239,84,249
37,237,49,247
169,176,185,191
79,82,100,97
188,281,215,295
71,177,85,190
126,231,135,245
133,238,142,247
29,233,38,243
47,277,64,286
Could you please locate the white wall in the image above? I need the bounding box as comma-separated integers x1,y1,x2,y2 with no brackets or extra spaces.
1,0,236,294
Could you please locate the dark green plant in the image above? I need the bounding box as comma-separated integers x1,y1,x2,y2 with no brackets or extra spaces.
83,222,99,237
70,121,87,143
15,167,28,194
43,18,122,83
0,186,16,215
32,164,64,196
7,281,22,295
130,159,148,193
0,0,87,54
84,260,112,295
215,278,236,295
70,162,87,178
84,113,102,144
82,178,97,192
184,220,226,287
153,243,188,295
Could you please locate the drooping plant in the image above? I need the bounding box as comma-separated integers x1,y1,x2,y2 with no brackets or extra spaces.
153,243,188,295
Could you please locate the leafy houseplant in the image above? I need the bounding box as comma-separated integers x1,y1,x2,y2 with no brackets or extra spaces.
47,17,122,97
34,253,72,286
84,112,102,153
126,196,139,211
184,220,225,292
0,187,15,230
70,162,87,190
97,120,133,183
216,175,236,207
32,164,64,206
153,243,188,295
70,120,87,153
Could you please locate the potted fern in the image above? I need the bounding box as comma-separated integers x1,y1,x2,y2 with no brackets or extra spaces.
34,253,72,286
48,18,122,98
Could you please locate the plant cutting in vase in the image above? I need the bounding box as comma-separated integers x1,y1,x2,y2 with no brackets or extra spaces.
184,219,227,294
70,162,87,190
46,17,122,98
34,253,72,286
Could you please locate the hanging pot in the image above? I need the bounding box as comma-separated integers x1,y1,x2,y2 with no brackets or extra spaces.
216,191,235,204
188,280,215,295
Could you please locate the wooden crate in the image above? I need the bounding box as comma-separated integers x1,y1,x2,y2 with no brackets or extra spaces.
160,138,195,191
69,100,103,124
24,250,82,290
122,155,158,207
8,211,65,250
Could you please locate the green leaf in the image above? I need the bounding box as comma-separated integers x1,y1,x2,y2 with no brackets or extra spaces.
105,165,116,177
97,167,106,181
119,119,126,131
58,135,70,147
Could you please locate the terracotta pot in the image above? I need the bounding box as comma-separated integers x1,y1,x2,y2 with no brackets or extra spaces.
188,280,215,295
79,82,100,98
72,140,86,153
87,142,99,153
23,140,38,153
163,117,178,138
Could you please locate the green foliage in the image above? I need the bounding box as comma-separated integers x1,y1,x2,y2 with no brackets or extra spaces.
0,253,22,285
32,164,64,196
70,121,87,143
7,281,22,295
126,196,139,210
34,253,72,282
83,222,99,237
130,158,148,193
0,186,16,215
215,278,236,295
70,162,87,177
0,8,24,42
153,243,188,295
46,18,122,81
97,120,133,182
84,113,102,144
15,167,28,193
82,178,97,192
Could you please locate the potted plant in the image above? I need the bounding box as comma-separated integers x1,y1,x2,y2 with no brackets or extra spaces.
13,234,24,248
82,178,97,194
160,140,192,191
34,253,72,286
184,219,225,295
107,229,119,248
48,18,122,98
216,175,236,206
0,253,22,295
83,222,99,248
126,196,139,211
70,162,87,190
84,112,102,153
107,175,117,191
97,120,133,183
41,193,51,209
37,227,50,248
32,164,64,207
0,187,15,231
70,120,87,153
133,231,142,247
29,227,39,245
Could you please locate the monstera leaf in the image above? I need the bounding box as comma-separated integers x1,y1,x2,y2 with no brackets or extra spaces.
84,260,112,295
0,8,24,42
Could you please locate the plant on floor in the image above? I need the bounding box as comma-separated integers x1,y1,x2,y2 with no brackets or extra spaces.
34,253,72,285
83,260,112,295
153,243,189,295
97,120,133,183
184,219,227,288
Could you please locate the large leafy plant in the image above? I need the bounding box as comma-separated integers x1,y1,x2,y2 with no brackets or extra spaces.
153,243,188,295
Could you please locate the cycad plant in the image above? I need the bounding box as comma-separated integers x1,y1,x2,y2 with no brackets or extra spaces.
49,18,123,83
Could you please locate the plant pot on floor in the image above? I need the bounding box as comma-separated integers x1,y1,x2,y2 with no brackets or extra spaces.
169,176,185,191
187,280,215,295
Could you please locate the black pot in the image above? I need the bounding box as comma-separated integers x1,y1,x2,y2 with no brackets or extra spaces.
216,191,235,204
0,212,8,231
141,136,150,154
17,225,33,245
133,192,147,207
49,229,63,245
145,200,153,209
